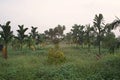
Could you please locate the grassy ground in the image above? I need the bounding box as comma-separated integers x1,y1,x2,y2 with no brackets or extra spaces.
0,44,120,80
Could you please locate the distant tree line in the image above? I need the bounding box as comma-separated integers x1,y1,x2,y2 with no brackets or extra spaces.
0,13,120,59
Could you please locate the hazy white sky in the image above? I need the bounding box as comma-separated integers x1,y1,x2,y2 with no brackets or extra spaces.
0,0,120,36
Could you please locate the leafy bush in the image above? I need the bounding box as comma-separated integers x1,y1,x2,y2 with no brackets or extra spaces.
47,44,66,64
30,45,36,51
98,55,120,80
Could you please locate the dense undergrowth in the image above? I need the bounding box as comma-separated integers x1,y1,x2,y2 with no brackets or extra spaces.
0,45,120,80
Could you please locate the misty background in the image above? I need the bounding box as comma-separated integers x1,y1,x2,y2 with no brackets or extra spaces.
0,0,120,36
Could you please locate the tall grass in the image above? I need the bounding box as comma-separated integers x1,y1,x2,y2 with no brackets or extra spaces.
0,44,120,80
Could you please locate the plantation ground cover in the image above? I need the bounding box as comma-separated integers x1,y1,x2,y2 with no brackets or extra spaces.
0,44,120,80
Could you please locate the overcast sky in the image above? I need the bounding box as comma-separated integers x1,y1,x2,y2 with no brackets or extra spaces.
0,0,120,36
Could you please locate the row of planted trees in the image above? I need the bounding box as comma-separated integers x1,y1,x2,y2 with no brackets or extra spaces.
0,22,66,59
65,14,120,55
0,13,120,59
0,22,42,59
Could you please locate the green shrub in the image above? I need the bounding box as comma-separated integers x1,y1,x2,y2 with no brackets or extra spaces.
99,55,120,80
47,44,66,64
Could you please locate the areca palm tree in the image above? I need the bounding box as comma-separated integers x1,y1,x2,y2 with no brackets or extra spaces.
49,28,55,40
93,14,105,55
36,33,46,45
106,17,120,53
0,21,13,59
53,25,66,44
54,25,65,38
110,17,120,29
30,26,38,40
15,25,28,50
29,26,38,47
71,24,85,45
65,32,73,44
44,25,65,44
84,24,94,52
25,35,33,49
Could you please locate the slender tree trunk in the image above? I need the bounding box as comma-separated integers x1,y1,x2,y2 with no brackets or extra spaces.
99,41,100,55
2,44,8,59
98,35,101,55
88,43,90,52
88,36,90,52
28,42,31,50
5,45,7,59
20,42,22,50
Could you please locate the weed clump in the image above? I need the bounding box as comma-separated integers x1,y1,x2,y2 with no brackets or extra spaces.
30,45,36,51
47,44,66,64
